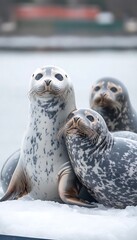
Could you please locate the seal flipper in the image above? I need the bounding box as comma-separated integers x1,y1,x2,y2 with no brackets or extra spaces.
58,162,97,208
0,163,28,202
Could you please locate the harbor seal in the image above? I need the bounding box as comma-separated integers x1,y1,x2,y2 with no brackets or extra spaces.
0,65,95,207
89,77,137,132
61,108,137,208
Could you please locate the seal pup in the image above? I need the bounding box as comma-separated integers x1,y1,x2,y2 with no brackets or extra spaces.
0,66,95,207
89,77,137,132
61,108,137,208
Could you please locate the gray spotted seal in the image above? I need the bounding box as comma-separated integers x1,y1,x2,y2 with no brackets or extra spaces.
0,65,96,207
89,77,137,132
61,108,137,208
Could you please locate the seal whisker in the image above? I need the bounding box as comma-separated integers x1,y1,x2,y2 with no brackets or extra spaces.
28,87,38,97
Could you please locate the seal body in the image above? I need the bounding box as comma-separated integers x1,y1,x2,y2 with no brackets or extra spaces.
89,77,137,132
0,66,96,208
112,131,137,141
2,65,76,201
63,109,137,208
0,150,20,192
3,131,137,193
1,150,96,205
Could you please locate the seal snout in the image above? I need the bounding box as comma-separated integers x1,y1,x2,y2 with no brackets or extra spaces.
94,91,113,107
100,92,107,98
97,91,108,103
43,79,52,92
73,116,80,123
44,79,52,86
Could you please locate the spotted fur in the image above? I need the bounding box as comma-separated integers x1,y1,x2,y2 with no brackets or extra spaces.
63,109,137,208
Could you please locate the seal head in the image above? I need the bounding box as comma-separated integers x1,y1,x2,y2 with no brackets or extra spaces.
89,77,137,132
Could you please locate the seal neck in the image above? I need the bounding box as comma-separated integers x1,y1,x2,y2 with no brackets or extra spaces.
66,130,113,156
93,131,113,153
28,90,76,130
29,89,76,113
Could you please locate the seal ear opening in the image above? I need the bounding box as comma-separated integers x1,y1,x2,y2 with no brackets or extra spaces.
0,165,28,202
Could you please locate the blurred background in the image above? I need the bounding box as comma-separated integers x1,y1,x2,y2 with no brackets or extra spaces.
0,0,137,35
0,1,137,169
0,0,137,49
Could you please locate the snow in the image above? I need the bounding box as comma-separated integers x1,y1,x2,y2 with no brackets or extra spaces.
0,188,137,240
1,51,137,239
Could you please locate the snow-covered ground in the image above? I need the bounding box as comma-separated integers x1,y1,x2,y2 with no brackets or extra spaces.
1,51,137,239
0,188,137,240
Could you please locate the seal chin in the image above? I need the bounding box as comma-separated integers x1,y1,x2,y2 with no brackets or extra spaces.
94,96,114,108
29,85,65,99
92,95,123,116
76,123,95,138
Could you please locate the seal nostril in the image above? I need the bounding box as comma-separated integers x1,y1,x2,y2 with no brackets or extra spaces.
45,80,51,86
74,117,80,123
100,92,106,97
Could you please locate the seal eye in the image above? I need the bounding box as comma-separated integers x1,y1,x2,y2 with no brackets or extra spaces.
87,115,94,122
55,73,63,81
110,87,117,93
94,86,100,91
35,73,43,80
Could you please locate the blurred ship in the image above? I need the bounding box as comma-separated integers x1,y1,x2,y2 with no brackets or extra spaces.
0,1,137,50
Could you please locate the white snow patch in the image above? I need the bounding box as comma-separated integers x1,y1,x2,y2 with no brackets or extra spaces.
0,188,137,240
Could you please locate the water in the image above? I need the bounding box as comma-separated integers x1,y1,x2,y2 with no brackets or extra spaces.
0,50,137,169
